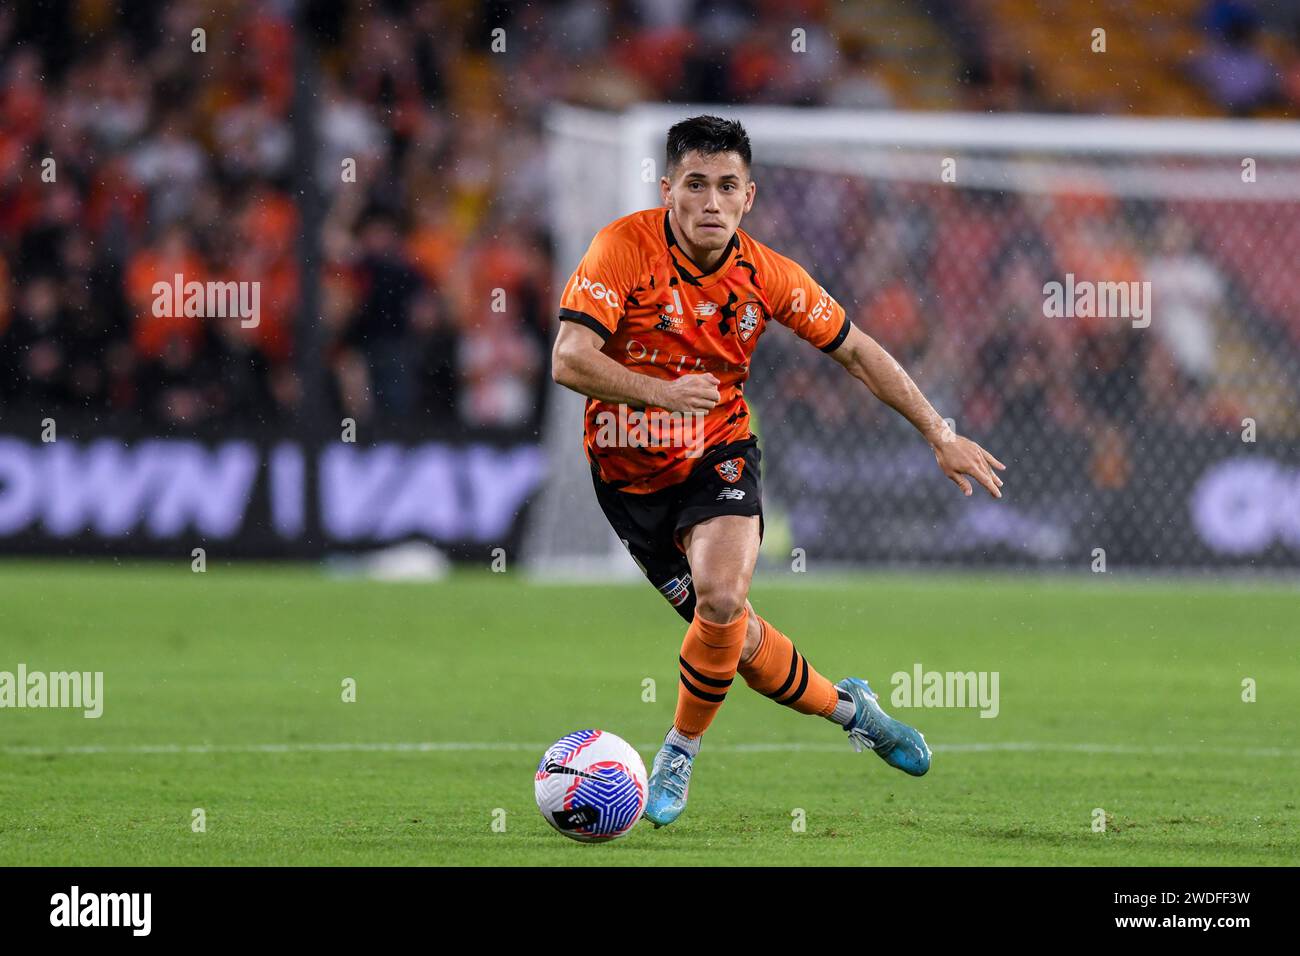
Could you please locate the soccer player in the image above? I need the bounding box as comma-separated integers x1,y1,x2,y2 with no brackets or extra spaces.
551,115,1006,827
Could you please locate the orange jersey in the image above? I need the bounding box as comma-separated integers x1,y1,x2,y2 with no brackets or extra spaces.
558,208,850,493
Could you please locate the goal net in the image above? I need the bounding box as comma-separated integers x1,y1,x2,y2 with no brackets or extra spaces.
525,104,1300,577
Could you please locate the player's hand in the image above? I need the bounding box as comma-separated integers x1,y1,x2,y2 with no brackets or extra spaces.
932,434,1006,498
657,373,721,414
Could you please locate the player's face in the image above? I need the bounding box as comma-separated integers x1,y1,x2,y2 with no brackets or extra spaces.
661,150,756,253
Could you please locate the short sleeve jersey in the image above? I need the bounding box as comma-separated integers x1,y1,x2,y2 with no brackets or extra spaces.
558,208,850,494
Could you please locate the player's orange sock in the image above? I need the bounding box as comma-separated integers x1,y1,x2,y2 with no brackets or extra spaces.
673,609,747,739
738,614,840,718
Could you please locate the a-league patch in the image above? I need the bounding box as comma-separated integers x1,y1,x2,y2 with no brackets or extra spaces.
658,573,692,607
715,458,744,483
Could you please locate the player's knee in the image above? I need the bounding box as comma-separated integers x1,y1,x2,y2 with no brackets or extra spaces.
695,580,748,625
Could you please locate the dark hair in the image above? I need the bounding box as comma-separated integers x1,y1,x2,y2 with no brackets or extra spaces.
665,115,752,180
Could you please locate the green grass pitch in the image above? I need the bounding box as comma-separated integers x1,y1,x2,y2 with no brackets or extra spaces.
1,561,1297,866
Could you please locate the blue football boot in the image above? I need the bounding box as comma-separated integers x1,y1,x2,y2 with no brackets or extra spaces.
836,677,931,776
643,743,693,828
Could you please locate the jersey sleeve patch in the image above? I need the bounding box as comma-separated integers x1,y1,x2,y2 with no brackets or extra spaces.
558,226,640,337
766,250,849,351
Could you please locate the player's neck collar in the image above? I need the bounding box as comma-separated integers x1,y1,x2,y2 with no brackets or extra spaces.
663,209,738,279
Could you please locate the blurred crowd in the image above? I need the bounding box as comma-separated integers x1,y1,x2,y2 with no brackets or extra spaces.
0,0,555,431
0,0,1297,435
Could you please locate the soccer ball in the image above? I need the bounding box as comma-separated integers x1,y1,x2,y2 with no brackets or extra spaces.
535,730,647,842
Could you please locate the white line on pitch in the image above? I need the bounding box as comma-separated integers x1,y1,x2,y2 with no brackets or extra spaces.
1,741,1295,758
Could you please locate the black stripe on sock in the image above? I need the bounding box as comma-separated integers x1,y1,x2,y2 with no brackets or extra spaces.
778,656,810,705
765,646,800,700
680,672,728,703
678,655,734,688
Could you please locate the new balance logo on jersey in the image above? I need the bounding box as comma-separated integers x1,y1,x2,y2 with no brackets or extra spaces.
715,458,744,482
716,488,746,501
693,302,718,316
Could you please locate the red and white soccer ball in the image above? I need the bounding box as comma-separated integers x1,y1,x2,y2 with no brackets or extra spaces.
535,730,648,842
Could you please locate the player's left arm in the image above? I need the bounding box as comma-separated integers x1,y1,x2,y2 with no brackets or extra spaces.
829,324,1005,498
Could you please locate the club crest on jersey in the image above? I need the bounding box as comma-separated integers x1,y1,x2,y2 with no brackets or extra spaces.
715,457,744,483
736,300,764,342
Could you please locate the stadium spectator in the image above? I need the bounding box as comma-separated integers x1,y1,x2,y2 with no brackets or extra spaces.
345,210,426,418
1144,215,1226,393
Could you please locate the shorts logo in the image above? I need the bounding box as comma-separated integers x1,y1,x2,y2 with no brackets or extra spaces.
716,488,746,501
715,457,744,483
658,573,693,607
737,301,763,342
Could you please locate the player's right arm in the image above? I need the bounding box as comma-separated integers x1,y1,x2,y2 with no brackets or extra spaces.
551,224,718,414
552,322,720,413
